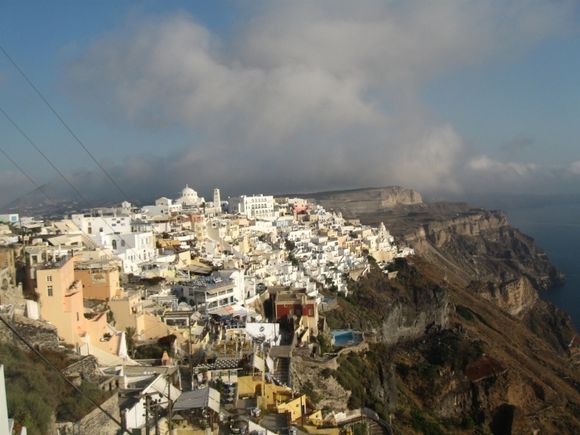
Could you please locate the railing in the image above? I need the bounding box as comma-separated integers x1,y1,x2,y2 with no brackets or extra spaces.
333,408,392,435
361,408,392,434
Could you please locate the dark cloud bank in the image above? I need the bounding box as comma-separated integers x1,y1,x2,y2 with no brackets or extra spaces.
5,1,580,208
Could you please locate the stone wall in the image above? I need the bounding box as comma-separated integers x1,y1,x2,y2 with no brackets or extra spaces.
62,355,102,383
56,392,120,435
0,313,59,350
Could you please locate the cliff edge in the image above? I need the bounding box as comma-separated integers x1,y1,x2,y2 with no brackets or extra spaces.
299,186,422,216
303,187,579,433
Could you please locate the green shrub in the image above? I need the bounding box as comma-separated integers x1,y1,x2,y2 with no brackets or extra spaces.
410,408,445,435
301,381,320,404
0,344,110,435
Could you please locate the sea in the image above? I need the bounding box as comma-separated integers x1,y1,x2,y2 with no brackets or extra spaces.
503,203,580,329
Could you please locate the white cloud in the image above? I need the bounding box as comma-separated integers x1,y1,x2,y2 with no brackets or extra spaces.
65,1,575,197
469,156,538,177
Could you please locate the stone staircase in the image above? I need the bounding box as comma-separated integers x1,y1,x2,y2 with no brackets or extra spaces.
367,418,388,435
273,357,291,386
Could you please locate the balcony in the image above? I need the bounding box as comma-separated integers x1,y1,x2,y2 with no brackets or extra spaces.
65,280,82,296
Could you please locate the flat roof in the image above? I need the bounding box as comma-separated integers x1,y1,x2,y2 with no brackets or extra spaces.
37,255,71,270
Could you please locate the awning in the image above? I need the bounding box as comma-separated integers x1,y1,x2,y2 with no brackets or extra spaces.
172,387,220,413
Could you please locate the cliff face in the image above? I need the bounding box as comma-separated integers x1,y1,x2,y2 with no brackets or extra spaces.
404,209,561,295
325,261,450,345
471,277,538,318
300,186,422,217
308,187,579,433
379,294,450,345
325,258,580,433
411,209,509,248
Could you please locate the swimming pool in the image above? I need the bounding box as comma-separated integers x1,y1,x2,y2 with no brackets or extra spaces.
331,330,362,347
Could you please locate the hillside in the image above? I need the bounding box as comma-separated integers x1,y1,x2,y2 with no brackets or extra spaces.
296,187,579,434
0,344,111,435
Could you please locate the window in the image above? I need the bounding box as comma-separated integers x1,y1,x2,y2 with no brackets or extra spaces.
76,312,80,321
47,286,53,297
47,275,52,282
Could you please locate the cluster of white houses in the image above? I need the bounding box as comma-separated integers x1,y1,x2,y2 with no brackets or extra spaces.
0,185,411,433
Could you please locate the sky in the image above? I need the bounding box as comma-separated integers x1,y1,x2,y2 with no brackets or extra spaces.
1,0,580,207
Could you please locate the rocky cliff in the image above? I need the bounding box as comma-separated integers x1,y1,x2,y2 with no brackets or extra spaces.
470,276,538,318
299,186,422,217
306,188,561,315
304,187,579,433
403,208,562,294
325,260,450,344
321,257,579,433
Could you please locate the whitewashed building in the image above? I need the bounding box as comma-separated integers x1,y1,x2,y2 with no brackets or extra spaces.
71,213,132,235
142,197,183,217
238,195,276,220
91,232,156,274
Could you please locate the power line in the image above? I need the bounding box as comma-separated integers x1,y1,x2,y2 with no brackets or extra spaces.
0,146,44,193
0,315,132,435
0,105,86,203
0,43,130,201
0,145,54,212
0,106,137,249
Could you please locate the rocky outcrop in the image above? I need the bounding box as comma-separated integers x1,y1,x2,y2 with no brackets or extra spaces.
523,299,577,353
0,313,59,350
379,287,450,345
326,261,450,346
409,209,508,248
300,186,422,217
55,392,119,435
290,350,351,411
315,188,579,433
404,209,562,294
340,204,561,321
470,277,538,318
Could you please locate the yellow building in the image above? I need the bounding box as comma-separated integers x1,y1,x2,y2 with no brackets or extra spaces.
277,394,309,423
36,256,87,345
236,376,293,409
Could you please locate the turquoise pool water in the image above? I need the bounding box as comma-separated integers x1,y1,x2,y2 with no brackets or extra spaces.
331,329,362,347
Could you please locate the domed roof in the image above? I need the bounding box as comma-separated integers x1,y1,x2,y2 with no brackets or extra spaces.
182,184,197,195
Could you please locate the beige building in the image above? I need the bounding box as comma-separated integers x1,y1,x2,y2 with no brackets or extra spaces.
74,260,122,301
34,256,129,363
36,256,87,345
108,292,145,335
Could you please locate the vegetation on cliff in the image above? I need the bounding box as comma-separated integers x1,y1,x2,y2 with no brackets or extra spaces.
316,236,578,433
325,258,448,335
0,343,111,434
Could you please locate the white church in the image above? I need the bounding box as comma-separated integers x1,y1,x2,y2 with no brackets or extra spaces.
175,185,205,208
